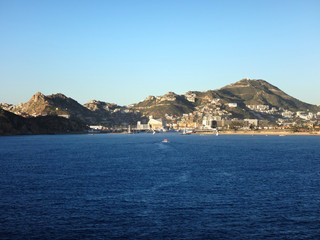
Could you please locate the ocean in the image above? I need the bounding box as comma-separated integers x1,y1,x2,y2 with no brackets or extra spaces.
0,133,319,239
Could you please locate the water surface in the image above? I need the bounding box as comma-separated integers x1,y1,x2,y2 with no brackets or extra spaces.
0,134,319,239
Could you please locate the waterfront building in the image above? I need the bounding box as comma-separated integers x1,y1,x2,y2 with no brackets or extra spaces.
148,118,166,130
136,121,149,130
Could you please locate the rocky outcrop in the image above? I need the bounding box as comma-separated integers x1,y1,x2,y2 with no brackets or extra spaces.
84,100,118,112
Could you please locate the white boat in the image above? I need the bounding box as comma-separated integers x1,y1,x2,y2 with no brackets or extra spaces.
162,139,169,143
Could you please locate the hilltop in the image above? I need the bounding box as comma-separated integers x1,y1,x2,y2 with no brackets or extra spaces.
216,79,318,111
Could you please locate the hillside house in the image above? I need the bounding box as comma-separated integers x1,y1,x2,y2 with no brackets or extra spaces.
282,110,294,118
247,105,270,111
228,103,237,108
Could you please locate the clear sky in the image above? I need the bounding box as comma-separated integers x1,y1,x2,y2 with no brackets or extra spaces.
1,0,319,106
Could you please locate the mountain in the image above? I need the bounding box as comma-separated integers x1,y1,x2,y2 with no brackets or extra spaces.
131,79,319,119
0,108,88,135
215,79,318,112
7,92,96,121
1,79,319,128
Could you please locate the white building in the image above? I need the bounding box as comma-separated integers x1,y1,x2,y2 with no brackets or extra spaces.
202,115,219,129
228,103,237,108
296,111,309,120
136,121,149,130
148,118,166,130
282,110,294,118
247,105,270,111
89,125,104,130
244,119,259,127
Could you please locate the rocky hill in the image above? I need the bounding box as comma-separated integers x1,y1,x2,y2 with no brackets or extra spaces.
4,92,96,121
0,92,146,127
131,79,319,119
0,108,88,135
215,79,318,111
0,93,143,126
1,79,319,127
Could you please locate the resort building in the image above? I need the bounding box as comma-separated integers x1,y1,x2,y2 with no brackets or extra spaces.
148,118,166,130
136,121,149,130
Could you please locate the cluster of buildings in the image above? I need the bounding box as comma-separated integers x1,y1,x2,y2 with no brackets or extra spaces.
2,95,320,133
131,102,320,132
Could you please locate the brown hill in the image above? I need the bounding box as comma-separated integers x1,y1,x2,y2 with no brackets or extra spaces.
132,79,319,119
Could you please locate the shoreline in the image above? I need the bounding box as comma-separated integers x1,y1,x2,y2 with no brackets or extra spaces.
1,130,320,137
194,130,320,136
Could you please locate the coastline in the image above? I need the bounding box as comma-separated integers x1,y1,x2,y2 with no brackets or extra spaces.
2,129,320,136
194,130,320,136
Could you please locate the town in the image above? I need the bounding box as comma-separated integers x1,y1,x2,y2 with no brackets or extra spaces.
89,99,320,134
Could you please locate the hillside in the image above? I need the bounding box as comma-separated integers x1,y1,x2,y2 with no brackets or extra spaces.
2,93,143,126
131,79,319,119
83,100,146,126
1,93,145,127
1,79,319,127
0,108,88,135
132,92,195,118
215,79,318,112
84,100,119,113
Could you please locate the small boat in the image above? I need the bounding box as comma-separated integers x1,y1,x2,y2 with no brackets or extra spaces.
162,139,169,143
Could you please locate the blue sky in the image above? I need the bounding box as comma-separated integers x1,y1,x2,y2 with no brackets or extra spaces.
1,0,319,106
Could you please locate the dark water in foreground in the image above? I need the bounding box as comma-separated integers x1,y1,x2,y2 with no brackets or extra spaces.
0,134,319,239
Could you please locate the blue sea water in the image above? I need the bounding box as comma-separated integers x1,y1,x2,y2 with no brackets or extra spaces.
0,133,320,239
